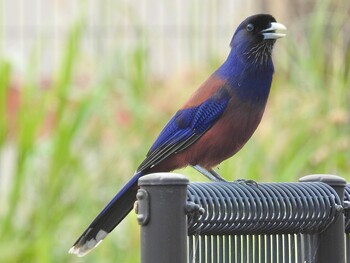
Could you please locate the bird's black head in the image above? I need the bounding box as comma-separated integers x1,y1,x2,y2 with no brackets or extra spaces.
230,14,286,65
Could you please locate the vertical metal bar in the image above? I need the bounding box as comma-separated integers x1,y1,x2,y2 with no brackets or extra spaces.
237,235,241,263
248,235,253,263
242,235,248,263
188,236,193,263
207,235,212,263
195,235,199,263
224,235,230,263
138,173,189,263
231,235,236,263
346,234,350,263
297,234,303,263
213,235,217,262
272,235,277,263
266,235,271,263
218,235,223,263
278,234,283,263
290,234,295,263
284,234,289,263
254,235,259,263
260,234,265,263
299,174,346,263
200,235,205,263
303,234,311,262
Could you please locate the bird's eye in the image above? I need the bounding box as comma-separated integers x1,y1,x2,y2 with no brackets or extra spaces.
246,24,254,32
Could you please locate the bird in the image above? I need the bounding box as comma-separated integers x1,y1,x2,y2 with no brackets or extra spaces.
69,14,286,256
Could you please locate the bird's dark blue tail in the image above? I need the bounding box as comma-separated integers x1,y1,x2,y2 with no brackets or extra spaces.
69,172,143,257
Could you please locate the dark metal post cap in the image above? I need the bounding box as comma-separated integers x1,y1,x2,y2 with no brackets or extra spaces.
138,173,189,186
299,174,346,186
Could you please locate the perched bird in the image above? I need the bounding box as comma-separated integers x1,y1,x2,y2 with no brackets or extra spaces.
69,14,286,256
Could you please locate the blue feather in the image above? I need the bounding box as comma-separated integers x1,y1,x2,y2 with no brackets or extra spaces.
148,91,230,154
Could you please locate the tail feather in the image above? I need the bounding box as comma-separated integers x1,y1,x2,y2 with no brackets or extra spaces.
69,172,143,257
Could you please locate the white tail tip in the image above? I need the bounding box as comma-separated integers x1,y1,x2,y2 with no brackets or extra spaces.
68,230,108,257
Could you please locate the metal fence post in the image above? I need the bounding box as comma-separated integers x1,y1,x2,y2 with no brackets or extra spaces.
299,174,346,263
137,173,189,263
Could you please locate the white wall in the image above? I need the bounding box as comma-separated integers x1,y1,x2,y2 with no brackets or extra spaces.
2,0,268,77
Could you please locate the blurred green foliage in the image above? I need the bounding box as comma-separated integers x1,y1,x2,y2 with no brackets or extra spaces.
0,1,349,262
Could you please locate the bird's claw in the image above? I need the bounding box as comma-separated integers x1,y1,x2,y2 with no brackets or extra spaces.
234,179,259,187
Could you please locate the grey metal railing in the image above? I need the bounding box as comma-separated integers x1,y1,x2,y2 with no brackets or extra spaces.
137,173,348,263
343,184,350,262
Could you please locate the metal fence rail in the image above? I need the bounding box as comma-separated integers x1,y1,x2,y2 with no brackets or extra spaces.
344,184,350,232
187,182,340,235
344,184,350,263
188,234,303,263
186,180,343,263
137,173,347,263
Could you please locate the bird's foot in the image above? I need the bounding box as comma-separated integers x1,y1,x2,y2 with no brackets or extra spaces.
192,165,227,182
234,179,258,187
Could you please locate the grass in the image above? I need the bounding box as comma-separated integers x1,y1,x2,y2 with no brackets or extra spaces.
0,1,349,262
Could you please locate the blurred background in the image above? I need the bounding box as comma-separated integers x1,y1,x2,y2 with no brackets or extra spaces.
0,0,349,262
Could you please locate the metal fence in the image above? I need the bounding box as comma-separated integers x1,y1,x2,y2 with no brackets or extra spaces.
137,173,349,263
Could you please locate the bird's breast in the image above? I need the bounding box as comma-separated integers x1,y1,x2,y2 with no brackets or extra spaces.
184,98,267,168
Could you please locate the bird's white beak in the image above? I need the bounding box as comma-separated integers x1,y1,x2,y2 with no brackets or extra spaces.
261,22,287,40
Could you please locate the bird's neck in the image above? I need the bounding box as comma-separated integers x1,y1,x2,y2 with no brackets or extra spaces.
215,49,274,103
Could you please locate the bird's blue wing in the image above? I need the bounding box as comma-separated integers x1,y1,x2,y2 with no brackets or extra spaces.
69,91,231,256
137,87,231,172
